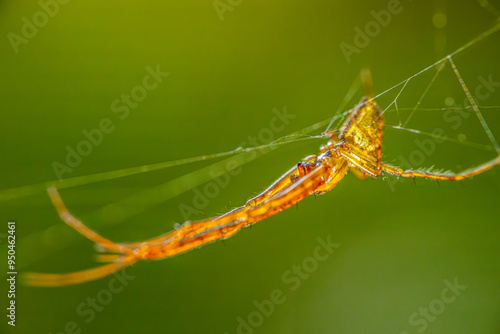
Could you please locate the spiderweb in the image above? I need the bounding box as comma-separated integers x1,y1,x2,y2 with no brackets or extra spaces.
2,1,500,270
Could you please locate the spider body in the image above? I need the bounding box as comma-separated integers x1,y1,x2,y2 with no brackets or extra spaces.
24,82,500,287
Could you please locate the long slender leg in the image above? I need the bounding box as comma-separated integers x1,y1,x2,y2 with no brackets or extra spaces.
128,161,347,260
25,158,343,286
343,149,500,181
342,145,382,177
126,156,323,249
381,155,500,181
245,165,301,208
47,187,132,254
23,189,138,287
23,254,137,287
340,148,379,177
131,155,318,248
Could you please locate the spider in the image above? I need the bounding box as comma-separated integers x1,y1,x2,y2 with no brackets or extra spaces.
24,72,500,287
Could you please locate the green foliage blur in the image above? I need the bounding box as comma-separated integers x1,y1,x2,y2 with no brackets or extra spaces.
1,1,499,333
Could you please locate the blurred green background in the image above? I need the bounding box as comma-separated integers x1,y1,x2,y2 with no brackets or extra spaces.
1,1,500,333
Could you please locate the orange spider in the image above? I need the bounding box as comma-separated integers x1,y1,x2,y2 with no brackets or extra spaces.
24,73,500,287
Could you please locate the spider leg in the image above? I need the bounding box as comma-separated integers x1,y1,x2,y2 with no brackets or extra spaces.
136,161,347,260
339,148,380,178
341,143,382,180
341,149,500,181
23,189,141,287
23,254,137,287
27,157,347,286
245,164,302,208
125,161,309,249
47,187,132,255
247,154,319,207
380,155,500,181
